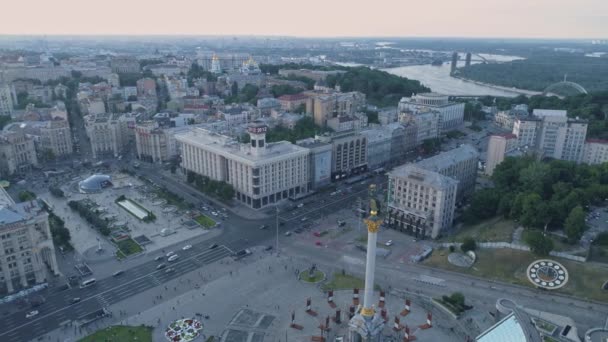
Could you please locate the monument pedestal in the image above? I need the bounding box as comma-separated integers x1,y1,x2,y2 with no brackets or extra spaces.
348,312,385,342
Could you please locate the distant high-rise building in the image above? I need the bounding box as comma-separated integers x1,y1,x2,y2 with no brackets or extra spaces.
450,52,458,74
465,52,472,67
398,93,465,133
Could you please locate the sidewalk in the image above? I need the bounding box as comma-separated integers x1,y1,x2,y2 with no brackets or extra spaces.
159,168,270,220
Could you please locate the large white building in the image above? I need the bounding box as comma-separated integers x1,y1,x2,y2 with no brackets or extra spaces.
398,93,464,132
0,187,59,294
583,139,608,165
387,165,458,239
512,110,589,164
177,122,310,209
387,144,479,239
39,119,73,157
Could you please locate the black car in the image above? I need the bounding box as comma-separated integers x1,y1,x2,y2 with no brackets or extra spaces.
69,297,81,305
156,263,167,270
154,256,164,261
264,246,273,251
209,243,219,249
112,270,124,277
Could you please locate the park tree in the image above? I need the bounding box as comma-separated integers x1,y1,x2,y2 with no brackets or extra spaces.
463,189,500,223
564,205,586,242
525,231,554,256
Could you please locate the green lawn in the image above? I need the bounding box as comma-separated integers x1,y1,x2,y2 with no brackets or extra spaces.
446,217,516,243
115,238,143,260
194,214,216,228
424,247,608,302
322,273,366,291
79,325,153,342
300,270,325,283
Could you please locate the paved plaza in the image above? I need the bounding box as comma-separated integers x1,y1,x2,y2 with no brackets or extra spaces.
43,250,461,342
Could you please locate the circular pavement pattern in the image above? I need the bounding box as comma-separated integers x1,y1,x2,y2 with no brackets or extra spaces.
165,318,203,341
526,259,569,290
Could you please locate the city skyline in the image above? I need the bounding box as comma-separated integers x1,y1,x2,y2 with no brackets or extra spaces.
1,0,607,39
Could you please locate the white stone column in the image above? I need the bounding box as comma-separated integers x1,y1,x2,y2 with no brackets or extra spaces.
363,229,377,311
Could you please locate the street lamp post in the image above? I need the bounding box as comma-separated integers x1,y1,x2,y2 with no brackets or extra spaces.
276,206,279,254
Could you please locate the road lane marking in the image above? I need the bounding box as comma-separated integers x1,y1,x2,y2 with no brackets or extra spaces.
0,244,233,338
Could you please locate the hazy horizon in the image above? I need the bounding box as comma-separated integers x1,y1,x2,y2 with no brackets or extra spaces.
1,0,607,39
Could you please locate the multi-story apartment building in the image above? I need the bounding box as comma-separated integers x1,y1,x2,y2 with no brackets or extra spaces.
0,128,38,176
535,114,587,163
177,122,310,209
583,139,608,165
135,121,168,163
361,124,407,170
304,91,366,127
0,84,14,116
387,165,458,239
39,119,73,157
0,188,59,294
84,113,134,159
313,131,368,181
277,94,309,112
512,116,540,148
485,133,518,176
398,93,464,132
398,108,440,145
494,109,529,130
415,144,479,201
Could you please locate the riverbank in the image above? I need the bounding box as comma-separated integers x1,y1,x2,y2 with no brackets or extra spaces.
451,74,541,97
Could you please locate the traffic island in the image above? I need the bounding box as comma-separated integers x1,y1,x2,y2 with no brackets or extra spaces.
299,269,325,283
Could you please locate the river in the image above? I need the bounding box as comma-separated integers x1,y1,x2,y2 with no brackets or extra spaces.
383,54,535,97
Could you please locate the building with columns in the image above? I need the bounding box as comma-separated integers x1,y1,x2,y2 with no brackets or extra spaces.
177,121,310,209
0,187,59,295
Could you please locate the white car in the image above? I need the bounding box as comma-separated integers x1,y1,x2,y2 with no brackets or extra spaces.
385,240,393,246
166,251,175,258
168,254,179,262
26,310,39,318
182,245,192,251
211,211,218,216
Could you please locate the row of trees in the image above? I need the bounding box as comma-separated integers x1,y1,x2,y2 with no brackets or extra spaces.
325,67,429,107
464,157,608,250
68,200,111,236
256,116,331,144
186,172,235,202
48,211,73,251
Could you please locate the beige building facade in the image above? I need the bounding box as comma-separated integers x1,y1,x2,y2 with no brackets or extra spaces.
0,188,59,294
583,139,608,165
485,134,518,176
0,128,38,176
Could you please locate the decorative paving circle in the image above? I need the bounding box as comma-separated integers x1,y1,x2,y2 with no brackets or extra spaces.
165,318,203,341
526,259,568,290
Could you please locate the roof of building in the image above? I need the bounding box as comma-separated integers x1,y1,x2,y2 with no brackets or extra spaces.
277,93,308,101
532,109,567,118
176,127,309,164
476,309,542,342
78,174,112,193
416,144,479,172
389,165,458,189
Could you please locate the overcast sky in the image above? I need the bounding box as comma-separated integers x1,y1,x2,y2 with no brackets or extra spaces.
1,0,607,38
